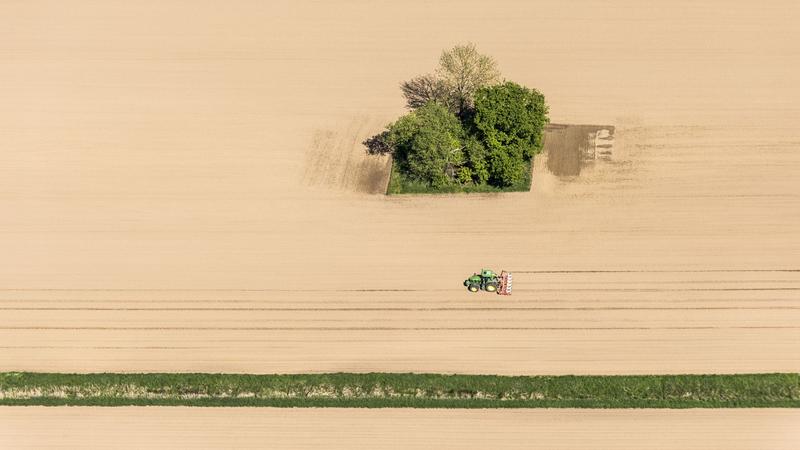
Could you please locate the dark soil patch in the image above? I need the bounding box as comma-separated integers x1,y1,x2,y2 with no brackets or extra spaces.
543,124,615,176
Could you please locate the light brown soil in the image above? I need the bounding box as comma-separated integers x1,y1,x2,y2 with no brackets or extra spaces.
304,117,392,194
1,408,799,449
2,0,799,383
1,272,799,374
3,0,799,444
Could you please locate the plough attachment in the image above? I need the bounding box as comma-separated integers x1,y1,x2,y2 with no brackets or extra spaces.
498,271,512,295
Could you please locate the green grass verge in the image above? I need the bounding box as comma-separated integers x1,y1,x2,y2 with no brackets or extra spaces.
386,161,532,195
1,372,798,408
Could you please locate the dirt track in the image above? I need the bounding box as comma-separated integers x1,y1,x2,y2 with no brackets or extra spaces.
1,408,799,449
1,0,799,446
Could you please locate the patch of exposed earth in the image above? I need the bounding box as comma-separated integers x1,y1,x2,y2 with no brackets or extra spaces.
543,123,616,177
304,117,392,195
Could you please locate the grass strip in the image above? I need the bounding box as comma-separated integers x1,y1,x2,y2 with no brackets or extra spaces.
1,372,798,408
386,161,532,194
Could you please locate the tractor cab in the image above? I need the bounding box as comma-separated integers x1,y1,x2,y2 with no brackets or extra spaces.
464,274,483,292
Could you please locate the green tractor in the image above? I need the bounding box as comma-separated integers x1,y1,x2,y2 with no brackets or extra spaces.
463,269,512,295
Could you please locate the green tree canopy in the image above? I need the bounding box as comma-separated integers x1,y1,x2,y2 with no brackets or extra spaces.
486,143,525,187
461,135,490,185
473,81,549,160
387,102,465,188
367,46,549,193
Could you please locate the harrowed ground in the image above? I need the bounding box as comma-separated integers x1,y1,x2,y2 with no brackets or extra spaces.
1,408,799,450
2,0,799,447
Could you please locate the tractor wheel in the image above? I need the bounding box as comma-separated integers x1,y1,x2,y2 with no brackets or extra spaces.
467,284,480,293
485,282,498,292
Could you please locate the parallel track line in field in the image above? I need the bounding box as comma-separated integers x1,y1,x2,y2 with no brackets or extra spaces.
1,306,800,311
0,288,798,293
2,326,798,331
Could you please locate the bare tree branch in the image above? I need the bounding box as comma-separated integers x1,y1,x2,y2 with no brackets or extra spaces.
437,43,500,113
400,74,452,110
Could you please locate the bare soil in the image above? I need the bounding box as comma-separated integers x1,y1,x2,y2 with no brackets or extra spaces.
1,0,800,442
1,408,799,449
304,117,392,194
543,124,616,177
2,0,799,376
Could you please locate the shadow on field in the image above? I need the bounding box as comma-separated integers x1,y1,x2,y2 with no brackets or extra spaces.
304,117,392,194
305,119,617,195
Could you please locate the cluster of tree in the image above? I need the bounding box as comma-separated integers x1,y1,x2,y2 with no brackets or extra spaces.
365,43,549,189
